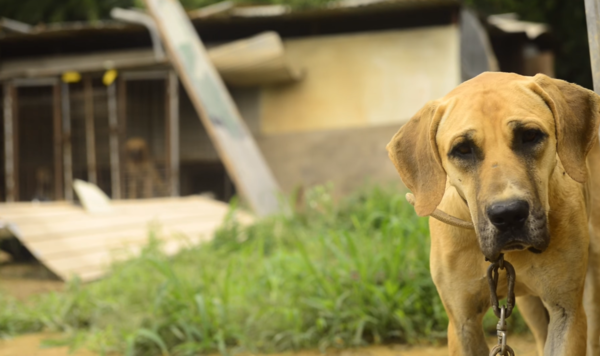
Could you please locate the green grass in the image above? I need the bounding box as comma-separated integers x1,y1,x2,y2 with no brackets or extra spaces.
0,185,526,355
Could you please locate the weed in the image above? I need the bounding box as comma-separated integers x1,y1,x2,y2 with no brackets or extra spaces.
0,185,526,355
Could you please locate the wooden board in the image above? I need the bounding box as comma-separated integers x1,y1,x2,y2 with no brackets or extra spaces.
0,197,252,282
207,31,302,87
144,0,283,217
586,0,600,93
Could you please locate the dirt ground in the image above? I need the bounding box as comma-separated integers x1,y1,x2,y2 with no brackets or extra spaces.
0,261,537,356
0,261,63,300
0,333,537,356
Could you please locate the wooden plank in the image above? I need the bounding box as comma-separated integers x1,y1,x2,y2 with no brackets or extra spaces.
13,209,226,240
3,82,15,202
107,82,121,199
33,220,220,258
166,71,180,196
84,76,97,184
53,83,64,200
586,0,600,93
46,226,216,272
61,82,73,201
0,196,250,282
206,31,302,87
144,0,283,216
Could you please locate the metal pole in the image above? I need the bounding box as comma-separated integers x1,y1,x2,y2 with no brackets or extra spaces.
167,71,179,196
84,76,97,184
108,82,121,199
61,82,73,201
3,82,15,202
585,0,600,93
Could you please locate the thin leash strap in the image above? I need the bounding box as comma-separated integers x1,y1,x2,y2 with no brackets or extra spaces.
405,193,475,230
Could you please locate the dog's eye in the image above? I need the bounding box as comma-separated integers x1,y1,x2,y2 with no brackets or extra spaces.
522,129,543,144
452,143,473,157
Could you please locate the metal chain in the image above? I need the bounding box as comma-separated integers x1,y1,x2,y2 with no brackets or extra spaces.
487,254,517,356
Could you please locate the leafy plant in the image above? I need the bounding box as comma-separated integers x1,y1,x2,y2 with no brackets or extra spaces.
0,185,526,355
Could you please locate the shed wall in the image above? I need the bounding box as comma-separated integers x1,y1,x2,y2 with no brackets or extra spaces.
260,26,460,134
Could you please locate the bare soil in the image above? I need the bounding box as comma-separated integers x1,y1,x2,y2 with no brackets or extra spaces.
0,333,537,356
0,262,63,300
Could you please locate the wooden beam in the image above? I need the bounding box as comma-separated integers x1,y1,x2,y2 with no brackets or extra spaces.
53,83,63,200
166,71,180,197
12,86,19,202
585,0,600,92
145,0,283,216
3,82,15,202
84,76,97,185
0,49,164,80
61,82,73,201
107,81,121,199
1,35,300,87
122,70,169,81
13,77,58,87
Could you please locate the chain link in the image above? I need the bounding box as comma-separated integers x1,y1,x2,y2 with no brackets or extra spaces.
487,254,517,356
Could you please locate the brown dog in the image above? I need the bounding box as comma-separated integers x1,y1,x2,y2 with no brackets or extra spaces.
124,137,167,199
387,72,600,355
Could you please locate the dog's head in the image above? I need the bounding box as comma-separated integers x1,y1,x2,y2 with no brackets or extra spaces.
387,72,600,260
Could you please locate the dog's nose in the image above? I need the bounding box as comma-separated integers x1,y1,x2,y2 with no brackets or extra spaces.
487,200,529,230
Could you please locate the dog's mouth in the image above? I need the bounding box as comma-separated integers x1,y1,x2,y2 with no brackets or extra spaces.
502,241,528,252
478,211,550,260
500,242,544,254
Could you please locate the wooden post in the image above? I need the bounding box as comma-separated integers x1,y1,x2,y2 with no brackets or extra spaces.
13,84,19,201
107,81,121,199
144,0,283,216
84,76,97,184
166,71,180,197
61,82,73,201
3,82,15,202
586,0,600,93
53,83,64,200
118,78,127,198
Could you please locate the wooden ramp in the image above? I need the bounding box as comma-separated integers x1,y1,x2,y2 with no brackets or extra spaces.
0,196,251,282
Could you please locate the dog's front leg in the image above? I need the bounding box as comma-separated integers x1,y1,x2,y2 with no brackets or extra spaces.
542,301,586,355
446,312,489,355
531,220,590,355
437,285,489,355
516,295,548,355
432,263,490,355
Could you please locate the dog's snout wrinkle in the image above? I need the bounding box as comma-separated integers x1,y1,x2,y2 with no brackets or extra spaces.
486,200,529,231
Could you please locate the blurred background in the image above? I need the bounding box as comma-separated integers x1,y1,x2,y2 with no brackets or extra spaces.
0,0,593,355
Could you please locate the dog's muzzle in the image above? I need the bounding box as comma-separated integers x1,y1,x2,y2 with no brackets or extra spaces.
481,199,549,259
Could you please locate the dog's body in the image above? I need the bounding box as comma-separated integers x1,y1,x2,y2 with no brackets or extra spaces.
124,137,167,199
388,72,600,355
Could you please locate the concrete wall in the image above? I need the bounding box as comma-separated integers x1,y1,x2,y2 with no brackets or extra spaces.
260,25,460,134
256,124,405,197
253,26,459,195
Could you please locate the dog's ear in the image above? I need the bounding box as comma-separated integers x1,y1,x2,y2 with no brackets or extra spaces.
532,74,600,183
387,101,446,216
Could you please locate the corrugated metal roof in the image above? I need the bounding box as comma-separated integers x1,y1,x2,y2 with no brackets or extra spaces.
487,13,549,40
0,0,458,40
